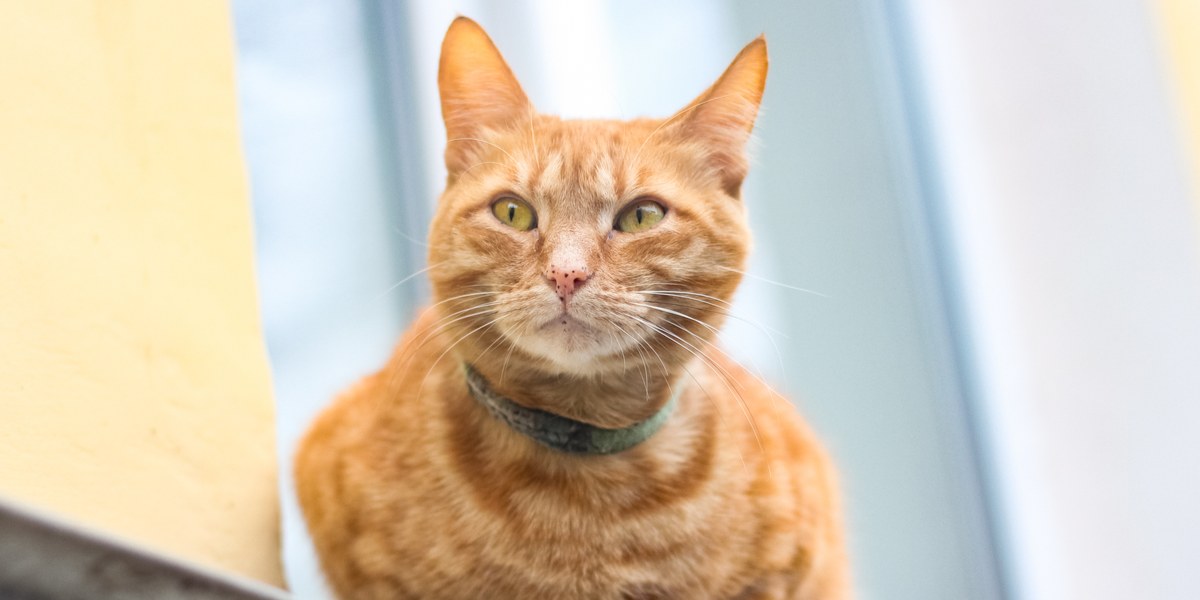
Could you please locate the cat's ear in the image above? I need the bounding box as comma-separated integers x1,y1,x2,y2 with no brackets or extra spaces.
670,36,768,197
438,17,532,175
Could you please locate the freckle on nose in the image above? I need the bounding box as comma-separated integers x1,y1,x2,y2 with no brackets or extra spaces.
547,264,590,303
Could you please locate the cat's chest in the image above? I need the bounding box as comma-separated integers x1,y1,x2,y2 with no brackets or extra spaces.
360,456,753,598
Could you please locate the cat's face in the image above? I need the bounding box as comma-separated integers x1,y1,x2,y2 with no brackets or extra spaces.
427,18,766,377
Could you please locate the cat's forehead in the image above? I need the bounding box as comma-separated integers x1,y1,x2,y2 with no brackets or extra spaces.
502,117,668,211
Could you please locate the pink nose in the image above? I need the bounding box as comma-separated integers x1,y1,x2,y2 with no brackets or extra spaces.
548,264,590,304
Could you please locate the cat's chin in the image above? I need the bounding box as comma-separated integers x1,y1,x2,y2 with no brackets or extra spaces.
515,314,619,375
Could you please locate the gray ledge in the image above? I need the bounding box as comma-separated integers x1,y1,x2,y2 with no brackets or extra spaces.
0,496,290,600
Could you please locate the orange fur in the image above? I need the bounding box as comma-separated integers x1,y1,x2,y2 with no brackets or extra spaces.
295,17,851,599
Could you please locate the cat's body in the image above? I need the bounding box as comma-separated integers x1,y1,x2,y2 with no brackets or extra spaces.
298,308,847,600
296,18,851,599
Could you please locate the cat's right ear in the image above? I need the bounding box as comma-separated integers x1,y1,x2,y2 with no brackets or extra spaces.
438,17,531,175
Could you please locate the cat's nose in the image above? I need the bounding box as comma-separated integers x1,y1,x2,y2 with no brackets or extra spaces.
547,264,590,306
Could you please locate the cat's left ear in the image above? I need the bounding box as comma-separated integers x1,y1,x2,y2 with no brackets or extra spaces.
670,36,768,197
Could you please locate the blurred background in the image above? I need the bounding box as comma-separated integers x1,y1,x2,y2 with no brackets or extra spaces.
232,1,1200,599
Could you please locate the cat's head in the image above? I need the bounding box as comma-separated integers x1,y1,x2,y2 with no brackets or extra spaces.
427,17,766,379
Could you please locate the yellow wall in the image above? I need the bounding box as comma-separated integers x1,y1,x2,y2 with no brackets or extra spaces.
1158,0,1200,217
0,2,282,585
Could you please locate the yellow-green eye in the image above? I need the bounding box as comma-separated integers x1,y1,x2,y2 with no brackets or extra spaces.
491,197,536,231
616,199,666,233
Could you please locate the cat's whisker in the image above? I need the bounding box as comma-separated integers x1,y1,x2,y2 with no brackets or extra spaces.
374,261,446,301
446,137,518,165
498,329,522,387
598,316,653,401
386,300,505,395
631,314,768,475
631,302,725,342
629,339,652,401
638,286,737,305
637,290,792,392
593,290,780,386
613,328,628,374
411,301,505,342
630,302,755,400
642,289,735,308
415,317,501,405
390,226,430,248
639,290,789,370
635,311,751,404
473,320,515,371
623,325,655,401
459,283,514,290
429,290,499,306
636,290,790,338
528,103,540,172
628,314,748,472
374,292,496,392
419,283,520,320
459,160,507,178
717,266,829,298
654,311,792,417
641,294,790,343
618,315,683,421
636,296,790,394
423,303,505,340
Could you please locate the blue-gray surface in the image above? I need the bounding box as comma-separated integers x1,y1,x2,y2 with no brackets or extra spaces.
0,497,289,600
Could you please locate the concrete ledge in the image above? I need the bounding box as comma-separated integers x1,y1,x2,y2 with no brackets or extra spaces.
0,497,289,600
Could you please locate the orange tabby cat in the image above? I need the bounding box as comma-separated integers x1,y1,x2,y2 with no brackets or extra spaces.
295,17,851,599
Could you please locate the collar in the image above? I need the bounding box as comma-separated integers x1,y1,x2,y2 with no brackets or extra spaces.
462,363,680,455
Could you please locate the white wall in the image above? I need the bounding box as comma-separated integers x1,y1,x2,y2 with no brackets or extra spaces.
906,1,1200,598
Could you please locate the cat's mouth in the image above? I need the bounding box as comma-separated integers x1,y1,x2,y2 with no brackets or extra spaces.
494,290,653,374
513,309,616,372
539,312,592,336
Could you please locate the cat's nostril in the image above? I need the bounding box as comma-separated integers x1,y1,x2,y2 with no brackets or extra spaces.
547,265,591,302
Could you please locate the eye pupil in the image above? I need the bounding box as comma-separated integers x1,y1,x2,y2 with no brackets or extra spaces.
615,200,665,233
492,197,536,231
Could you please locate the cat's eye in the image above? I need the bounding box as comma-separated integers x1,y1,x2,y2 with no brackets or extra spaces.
491,196,536,231
615,199,666,233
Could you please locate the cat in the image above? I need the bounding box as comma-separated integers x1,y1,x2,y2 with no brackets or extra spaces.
294,16,851,600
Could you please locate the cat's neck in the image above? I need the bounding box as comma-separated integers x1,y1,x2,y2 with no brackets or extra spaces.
430,347,722,517
461,363,681,454
464,348,684,430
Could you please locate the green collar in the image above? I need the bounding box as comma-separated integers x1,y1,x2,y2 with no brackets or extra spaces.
462,364,679,455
